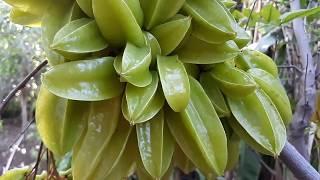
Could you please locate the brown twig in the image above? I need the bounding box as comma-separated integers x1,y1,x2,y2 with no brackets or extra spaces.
28,142,44,180
245,0,258,30
48,151,61,179
0,60,48,115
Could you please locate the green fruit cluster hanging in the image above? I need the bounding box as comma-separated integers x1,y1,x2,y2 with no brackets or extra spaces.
3,0,291,179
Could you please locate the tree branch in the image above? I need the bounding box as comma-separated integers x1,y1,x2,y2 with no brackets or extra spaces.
245,0,258,30
3,135,24,173
288,0,316,161
0,60,48,115
280,141,320,180
8,119,35,150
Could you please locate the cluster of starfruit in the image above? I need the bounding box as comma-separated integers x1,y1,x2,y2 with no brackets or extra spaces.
3,0,292,179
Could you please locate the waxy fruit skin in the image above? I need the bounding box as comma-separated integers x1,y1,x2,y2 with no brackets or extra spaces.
157,55,190,112
166,76,227,176
1,0,291,178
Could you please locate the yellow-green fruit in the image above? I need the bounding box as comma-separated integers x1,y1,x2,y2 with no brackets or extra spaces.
166,76,227,176
248,68,292,125
235,49,278,77
183,0,237,44
0,167,30,180
136,110,175,179
36,86,88,156
92,0,144,47
210,63,256,97
227,89,286,156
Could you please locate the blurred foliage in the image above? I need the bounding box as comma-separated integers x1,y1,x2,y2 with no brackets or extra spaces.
0,2,44,117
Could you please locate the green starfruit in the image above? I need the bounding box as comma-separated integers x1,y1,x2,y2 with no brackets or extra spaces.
248,68,292,125
210,63,256,97
136,110,174,179
234,25,251,49
144,32,161,66
76,0,93,17
9,8,42,27
72,97,132,180
173,146,195,174
157,55,190,112
42,57,124,101
92,0,144,47
115,42,152,87
182,0,236,44
105,133,138,180
176,35,239,64
41,0,81,65
0,167,30,180
36,86,88,156
235,49,278,77
140,0,185,30
122,72,165,124
200,73,230,117
151,15,191,55
166,76,227,176
227,89,286,156
51,18,108,57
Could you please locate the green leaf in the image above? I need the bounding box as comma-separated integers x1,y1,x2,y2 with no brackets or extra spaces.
242,8,260,28
255,28,283,53
260,4,280,24
221,0,236,9
280,6,320,25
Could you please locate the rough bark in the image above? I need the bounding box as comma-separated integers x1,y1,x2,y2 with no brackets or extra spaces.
288,0,316,161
